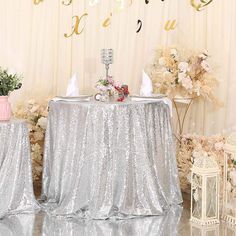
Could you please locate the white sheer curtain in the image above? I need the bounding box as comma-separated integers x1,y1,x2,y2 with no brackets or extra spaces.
0,0,235,135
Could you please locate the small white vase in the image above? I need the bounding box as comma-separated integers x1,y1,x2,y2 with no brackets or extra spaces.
0,96,11,121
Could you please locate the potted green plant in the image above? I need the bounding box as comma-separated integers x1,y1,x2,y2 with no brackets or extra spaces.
0,67,22,121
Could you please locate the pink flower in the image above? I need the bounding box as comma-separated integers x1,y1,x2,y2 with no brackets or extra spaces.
198,50,209,60
178,62,189,73
214,142,224,151
180,76,193,90
107,76,114,85
201,60,211,72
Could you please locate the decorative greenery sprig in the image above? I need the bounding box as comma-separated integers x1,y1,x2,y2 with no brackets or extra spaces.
0,67,22,96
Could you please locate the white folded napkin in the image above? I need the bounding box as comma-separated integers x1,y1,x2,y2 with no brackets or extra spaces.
162,97,173,117
140,70,153,96
66,73,79,97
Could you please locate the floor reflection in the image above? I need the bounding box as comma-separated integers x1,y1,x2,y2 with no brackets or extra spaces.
0,214,35,236
1,206,235,236
42,206,183,236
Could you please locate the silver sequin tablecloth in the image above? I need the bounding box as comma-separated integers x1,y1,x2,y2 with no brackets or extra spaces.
41,100,182,219
0,120,40,219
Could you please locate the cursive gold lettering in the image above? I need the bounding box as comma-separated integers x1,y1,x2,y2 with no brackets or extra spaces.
64,13,88,38
164,19,177,31
33,0,44,5
62,0,73,6
102,13,112,28
190,0,213,11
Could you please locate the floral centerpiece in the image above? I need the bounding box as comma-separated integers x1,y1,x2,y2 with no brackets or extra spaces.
0,67,22,120
95,76,129,102
147,47,221,136
148,48,220,104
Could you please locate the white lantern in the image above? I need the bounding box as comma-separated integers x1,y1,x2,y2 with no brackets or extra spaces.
222,222,236,236
190,222,219,236
190,153,220,225
222,132,236,225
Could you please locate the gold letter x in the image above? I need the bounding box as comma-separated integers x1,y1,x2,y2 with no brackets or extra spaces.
64,13,88,38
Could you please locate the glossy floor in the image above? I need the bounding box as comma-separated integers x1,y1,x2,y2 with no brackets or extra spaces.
0,202,235,236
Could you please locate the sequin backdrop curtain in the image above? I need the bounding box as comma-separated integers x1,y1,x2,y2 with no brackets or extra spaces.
0,0,235,135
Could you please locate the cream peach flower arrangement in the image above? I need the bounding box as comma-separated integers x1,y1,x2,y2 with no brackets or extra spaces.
148,47,220,105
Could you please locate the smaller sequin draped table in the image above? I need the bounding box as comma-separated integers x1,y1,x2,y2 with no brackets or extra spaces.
0,120,40,219
41,100,183,219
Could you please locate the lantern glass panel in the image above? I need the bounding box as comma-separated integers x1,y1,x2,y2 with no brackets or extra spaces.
224,225,236,235
191,227,202,236
192,173,202,219
206,176,217,218
206,231,218,236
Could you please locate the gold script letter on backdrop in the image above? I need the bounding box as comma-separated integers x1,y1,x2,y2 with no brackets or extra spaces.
62,0,73,6
89,0,100,7
102,13,112,27
33,0,43,5
64,14,88,38
190,0,213,11
164,20,177,31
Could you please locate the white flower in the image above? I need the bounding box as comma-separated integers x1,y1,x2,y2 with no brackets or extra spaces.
170,49,179,60
30,105,40,113
28,99,36,105
163,71,172,77
178,72,186,82
96,84,108,92
170,48,177,56
181,76,193,90
199,50,209,60
201,60,211,72
178,62,189,73
37,117,47,129
159,57,166,66
178,73,193,90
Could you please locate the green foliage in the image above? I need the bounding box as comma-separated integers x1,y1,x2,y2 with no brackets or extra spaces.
0,67,22,96
98,79,109,86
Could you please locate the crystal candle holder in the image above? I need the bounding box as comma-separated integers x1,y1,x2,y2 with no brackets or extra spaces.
101,49,113,78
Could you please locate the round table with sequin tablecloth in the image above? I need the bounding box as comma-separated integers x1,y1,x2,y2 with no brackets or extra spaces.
41,100,183,219
0,120,40,219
